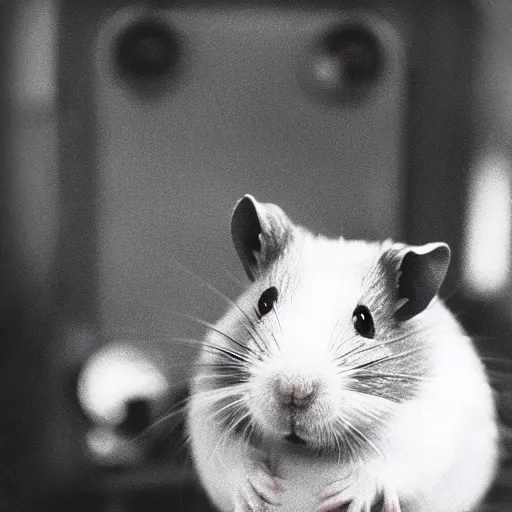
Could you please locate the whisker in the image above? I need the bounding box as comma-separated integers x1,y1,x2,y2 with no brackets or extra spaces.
335,418,360,463
190,393,249,451
170,261,269,355
191,361,249,372
352,407,389,429
209,397,247,423
330,425,343,465
335,324,442,366
239,416,255,449
333,339,367,364
140,382,247,446
102,338,249,375
333,330,412,367
328,317,346,353
194,373,249,387
337,325,357,353
179,386,247,432
177,335,248,361
340,416,384,462
267,302,283,351
345,393,395,427
210,408,251,465
253,305,280,353
345,370,431,383
170,337,252,365
134,397,191,443
228,407,252,436
272,301,284,336
191,383,247,404
201,345,252,365
208,423,232,467
175,312,261,361
328,318,340,353
161,257,264,352
340,346,426,374
112,333,252,365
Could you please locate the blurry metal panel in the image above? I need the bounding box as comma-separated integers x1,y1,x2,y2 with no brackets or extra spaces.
94,6,406,374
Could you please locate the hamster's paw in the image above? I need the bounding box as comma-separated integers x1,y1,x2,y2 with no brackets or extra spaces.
316,476,401,512
381,487,401,512
234,466,284,512
317,473,377,512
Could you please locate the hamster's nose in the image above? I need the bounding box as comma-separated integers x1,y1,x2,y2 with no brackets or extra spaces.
275,377,317,408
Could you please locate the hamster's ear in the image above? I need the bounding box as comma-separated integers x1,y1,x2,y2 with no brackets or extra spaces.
381,242,451,321
231,195,293,281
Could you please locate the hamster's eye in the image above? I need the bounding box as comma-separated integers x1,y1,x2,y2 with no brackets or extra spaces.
352,305,375,339
258,287,278,317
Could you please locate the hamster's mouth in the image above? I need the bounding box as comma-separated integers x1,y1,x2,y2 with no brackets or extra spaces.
284,432,307,446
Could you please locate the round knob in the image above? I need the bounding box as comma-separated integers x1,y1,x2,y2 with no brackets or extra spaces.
115,19,180,80
305,22,384,102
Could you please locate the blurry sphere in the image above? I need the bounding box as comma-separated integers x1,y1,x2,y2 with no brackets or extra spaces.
325,25,382,84
77,342,170,425
115,19,179,79
306,23,384,101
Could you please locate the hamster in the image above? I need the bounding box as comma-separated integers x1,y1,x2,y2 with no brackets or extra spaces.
188,195,498,512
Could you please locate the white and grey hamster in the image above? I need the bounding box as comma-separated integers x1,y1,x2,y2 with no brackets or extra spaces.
188,195,498,512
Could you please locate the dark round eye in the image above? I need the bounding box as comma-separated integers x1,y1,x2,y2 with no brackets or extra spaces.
258,287,278,317
352,305,375,339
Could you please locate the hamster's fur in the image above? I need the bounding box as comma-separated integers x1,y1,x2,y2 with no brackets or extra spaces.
188,195,498,512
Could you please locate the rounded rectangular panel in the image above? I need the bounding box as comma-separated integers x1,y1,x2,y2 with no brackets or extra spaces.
94,5,406,374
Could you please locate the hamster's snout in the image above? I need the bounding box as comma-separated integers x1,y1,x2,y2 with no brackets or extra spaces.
274,376,318,409
249,359,339,445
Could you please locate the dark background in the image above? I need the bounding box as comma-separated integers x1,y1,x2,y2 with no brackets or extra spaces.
2,0,512,510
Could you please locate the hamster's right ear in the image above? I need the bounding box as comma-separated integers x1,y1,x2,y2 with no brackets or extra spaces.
231,195,293,281
381,242,451,321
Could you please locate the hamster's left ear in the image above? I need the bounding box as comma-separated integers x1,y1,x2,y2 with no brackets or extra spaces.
231,194,293,281
381,242,451,321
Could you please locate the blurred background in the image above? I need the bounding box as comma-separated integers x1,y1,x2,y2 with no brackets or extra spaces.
2,0,512,510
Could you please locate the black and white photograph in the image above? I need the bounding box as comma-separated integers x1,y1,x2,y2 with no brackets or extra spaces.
1,1,512,511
